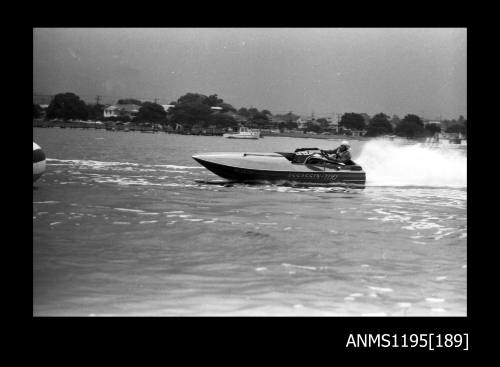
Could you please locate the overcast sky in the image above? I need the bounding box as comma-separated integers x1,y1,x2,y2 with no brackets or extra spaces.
33,28,466,119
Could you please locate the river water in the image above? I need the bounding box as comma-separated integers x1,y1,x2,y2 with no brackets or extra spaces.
33,128,467,316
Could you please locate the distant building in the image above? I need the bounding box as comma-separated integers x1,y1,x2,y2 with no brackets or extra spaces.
161,104,175,112
341,128,367,137
326,116,339,133
104,104,141,118
296,116,315,129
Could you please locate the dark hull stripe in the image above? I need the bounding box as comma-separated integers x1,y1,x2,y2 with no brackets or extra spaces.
194,158,366,187
33,148,46,164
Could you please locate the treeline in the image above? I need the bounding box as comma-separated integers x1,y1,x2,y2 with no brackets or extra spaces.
33,92,467,137
33,92,268,130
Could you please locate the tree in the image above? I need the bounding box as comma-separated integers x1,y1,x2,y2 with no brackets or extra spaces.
316,118,330,130
168,101,212,128
305,121,321,133
86,103,104,121
208,113,238,129
446,124,466,135
394,114,425,138
365,113,393,137
238,107,250,117
177,93,208,105
117,98,143,106
33,104,43,118
250,111,269,127
360,113,371,125
285,120,298,130
339,113,365,131
424,123,441,136
204,94,223,107
46,92,88,121
218,102,236,112
136,102,167,124
390,115,401,128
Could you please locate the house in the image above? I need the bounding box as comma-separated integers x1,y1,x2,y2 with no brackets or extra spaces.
103,104,141,118
162,105,175,112
326,116,339,133
295,116,312,130
340,128,367,137
351,130,367,137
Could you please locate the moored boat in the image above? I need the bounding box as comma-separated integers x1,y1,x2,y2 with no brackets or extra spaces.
193,148,365,187
223,127,260,139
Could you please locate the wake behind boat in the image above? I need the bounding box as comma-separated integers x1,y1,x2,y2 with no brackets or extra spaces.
192,148,366,187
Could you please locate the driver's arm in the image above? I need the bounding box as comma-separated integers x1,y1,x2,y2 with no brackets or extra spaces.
321,148,338,155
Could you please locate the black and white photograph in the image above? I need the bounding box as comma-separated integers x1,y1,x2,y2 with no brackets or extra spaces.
33,28,467,317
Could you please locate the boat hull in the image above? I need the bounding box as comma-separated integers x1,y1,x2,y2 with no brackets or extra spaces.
193,152,365,187
33,142,46,183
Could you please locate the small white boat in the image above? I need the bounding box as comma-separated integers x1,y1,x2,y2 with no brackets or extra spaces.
33,142,46,183
223,127,260,139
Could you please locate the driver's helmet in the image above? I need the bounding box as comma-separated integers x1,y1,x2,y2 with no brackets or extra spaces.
340,140,350,149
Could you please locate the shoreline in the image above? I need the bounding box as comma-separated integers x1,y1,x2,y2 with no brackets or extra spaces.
33,123,462,145
261,132,371,141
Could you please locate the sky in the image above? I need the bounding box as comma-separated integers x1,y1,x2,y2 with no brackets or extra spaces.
33,28,467,120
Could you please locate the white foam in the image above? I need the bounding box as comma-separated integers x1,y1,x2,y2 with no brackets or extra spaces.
49,222,61,226
139,220,158,224
431,308,446,312
114,208,145,213
357,140,467,187
425,297,445,303
282,263,317,271
368,286,393,292
113,221,130,225
397,302,412,308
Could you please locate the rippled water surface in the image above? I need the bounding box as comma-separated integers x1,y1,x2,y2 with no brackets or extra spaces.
33,128,467,316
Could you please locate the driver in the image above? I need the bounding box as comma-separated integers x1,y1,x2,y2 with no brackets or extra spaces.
322,140,353,164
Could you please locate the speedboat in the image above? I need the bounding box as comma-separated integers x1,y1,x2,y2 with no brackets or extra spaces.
223,127,260,139
193,148,365,187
